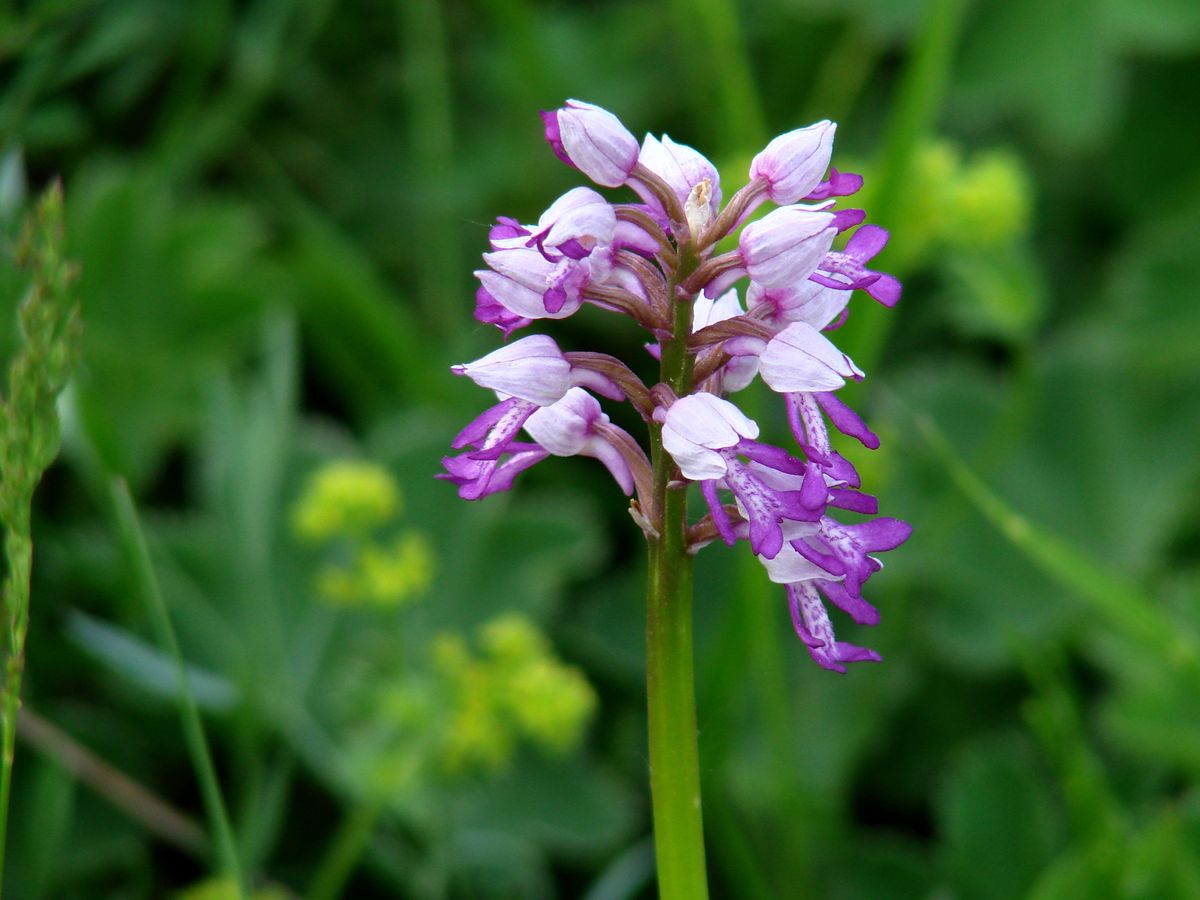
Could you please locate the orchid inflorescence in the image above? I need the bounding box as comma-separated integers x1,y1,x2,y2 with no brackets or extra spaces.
440,100,911,673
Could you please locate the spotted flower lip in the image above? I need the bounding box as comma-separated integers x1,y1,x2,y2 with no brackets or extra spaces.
542,100,640,188
788,582,882,673
439,397,548,500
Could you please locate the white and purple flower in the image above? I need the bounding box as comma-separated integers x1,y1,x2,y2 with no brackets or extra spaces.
446,99,910,673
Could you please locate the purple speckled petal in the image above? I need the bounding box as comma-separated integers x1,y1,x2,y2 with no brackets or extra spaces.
799,461,828,510
724,462,785,559
814,391,880,449
831,208,866,232
541,109,572,167
785,392,829,459
805,168,864,201
451,397,532,450
867,273,902,307
736,439,808,475
701,478,737,547
817,579,879,626
788,582,881,672
824,452,860,487
787,584,827,649
845,224,889,261
827,488,878,515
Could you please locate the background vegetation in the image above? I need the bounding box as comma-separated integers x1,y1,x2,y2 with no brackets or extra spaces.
2,0,1199,896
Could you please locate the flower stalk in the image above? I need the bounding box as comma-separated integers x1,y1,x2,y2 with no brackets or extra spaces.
643,255,709,898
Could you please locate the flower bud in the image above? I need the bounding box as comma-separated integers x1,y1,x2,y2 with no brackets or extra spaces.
542,100,639,188
749,121,836,205
477,247,588,320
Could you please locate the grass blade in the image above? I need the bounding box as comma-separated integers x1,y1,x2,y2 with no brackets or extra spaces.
109,477,247,896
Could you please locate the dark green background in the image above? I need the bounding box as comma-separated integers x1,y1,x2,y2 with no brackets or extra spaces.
2,0,1199,896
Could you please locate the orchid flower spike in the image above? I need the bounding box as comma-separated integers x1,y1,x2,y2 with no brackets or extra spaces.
445,99,910,674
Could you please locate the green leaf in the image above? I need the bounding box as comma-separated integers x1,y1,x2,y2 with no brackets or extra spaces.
937,736,1060,900
954,0,1119,148
458,753,636,859
65,611,238,713
5,757,75,900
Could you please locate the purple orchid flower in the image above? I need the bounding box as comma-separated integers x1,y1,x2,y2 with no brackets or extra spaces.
447,98,911,676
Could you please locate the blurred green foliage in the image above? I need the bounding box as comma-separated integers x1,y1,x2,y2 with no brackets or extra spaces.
1,0,1199,897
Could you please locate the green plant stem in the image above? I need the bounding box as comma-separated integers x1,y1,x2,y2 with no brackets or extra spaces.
644,256,708,900
306,801,382,900
109,478,247,896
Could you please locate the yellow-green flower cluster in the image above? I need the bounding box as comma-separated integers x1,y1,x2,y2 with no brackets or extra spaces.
291,460,433,608
174,878,289,900
894,140,1033,266
292,459,401,541
434,613,596,773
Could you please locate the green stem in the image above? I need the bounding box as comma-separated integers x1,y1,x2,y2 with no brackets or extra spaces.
645,258,709,899
109,479,247,896
306,801,382,900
